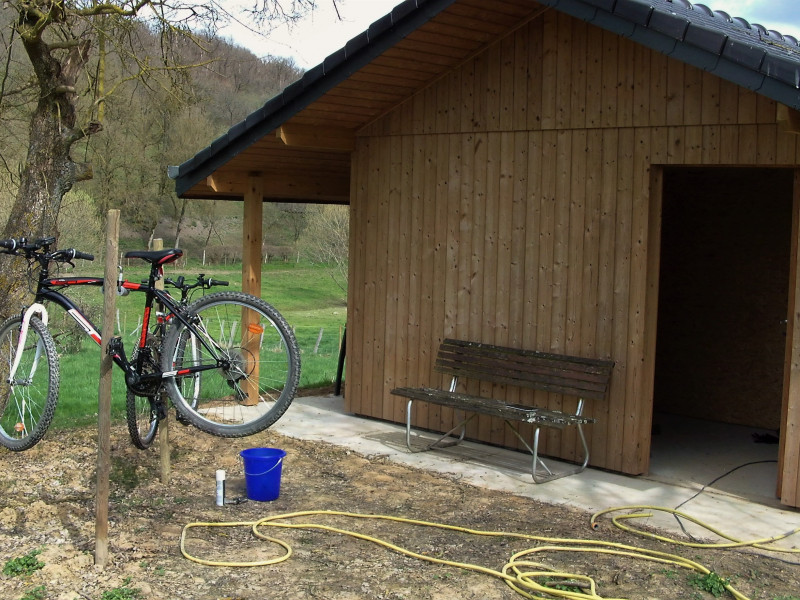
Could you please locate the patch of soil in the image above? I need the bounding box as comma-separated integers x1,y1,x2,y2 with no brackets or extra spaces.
1,422,798,600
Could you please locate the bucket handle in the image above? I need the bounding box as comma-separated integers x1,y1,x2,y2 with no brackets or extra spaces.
243,457,283,478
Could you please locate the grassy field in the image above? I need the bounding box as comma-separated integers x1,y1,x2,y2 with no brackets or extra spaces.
46,258,347,430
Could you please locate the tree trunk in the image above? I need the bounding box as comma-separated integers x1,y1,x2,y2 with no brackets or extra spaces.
0,22,97,319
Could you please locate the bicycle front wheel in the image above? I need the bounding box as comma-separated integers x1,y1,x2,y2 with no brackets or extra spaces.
161,292,300,438
0,315,60,451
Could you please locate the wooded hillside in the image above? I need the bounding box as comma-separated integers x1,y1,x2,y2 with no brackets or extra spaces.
0,9,304,255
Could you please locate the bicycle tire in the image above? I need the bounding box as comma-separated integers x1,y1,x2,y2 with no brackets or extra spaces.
161,291,300,438
0,315,60,451
125,391,159,449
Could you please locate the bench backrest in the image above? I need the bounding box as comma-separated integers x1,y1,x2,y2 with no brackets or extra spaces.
435,338,614,400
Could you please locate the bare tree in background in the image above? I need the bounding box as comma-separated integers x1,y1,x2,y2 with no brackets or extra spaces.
299,204,349,296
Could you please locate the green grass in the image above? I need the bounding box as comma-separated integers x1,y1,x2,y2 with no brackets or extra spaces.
47,259,346,431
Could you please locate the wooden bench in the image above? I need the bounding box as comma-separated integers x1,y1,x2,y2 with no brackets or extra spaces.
391,338,614,483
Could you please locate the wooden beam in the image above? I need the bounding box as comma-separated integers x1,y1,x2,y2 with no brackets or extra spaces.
277,123,356,152
207,170,349,202
780,169,800,507
778,103,800,134
241,174,264,406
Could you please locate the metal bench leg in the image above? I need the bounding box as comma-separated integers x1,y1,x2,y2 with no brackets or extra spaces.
504,420,591,483
405,400,472,453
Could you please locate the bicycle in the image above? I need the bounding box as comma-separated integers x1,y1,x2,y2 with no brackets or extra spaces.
0,237,301,451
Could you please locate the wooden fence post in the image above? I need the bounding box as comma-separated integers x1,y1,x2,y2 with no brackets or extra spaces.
95,209,120,567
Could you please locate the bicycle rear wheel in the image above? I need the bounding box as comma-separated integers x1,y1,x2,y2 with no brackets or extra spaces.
126,391,160,449
125,336,162,449
0,315,60,451
161,291,300,438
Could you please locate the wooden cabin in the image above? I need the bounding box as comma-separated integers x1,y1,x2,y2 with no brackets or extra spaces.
170,0,800,507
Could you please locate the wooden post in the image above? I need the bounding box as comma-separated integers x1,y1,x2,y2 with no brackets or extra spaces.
95,209,120,567
314,328,324,354
242,174,263,405
153,238,170,484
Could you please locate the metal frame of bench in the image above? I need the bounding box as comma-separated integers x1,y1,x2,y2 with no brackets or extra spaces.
391,339,614,483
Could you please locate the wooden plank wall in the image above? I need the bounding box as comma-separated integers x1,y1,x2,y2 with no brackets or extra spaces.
346,10,800,480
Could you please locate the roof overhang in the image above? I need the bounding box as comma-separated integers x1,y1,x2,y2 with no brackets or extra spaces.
171,0,800,202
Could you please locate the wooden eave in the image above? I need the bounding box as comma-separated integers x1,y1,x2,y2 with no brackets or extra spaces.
171,0,550,202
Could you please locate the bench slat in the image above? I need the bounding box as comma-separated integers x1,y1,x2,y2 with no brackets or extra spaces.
435,339,613,400
391,387,596,427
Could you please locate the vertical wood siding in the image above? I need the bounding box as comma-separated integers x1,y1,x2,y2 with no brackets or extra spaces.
346,11,800,483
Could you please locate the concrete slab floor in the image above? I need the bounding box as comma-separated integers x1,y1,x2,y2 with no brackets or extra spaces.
269,395,800,553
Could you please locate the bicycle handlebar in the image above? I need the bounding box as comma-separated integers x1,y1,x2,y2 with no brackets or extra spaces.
0,237,94,262
55,249,95,262
164,274,229,292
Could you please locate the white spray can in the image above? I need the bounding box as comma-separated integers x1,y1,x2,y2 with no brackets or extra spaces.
215,469,226,506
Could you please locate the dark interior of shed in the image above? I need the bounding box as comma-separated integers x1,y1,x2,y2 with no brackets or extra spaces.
653,167,793,431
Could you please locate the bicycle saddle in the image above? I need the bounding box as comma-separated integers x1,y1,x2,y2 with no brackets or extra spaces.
124,248,183,265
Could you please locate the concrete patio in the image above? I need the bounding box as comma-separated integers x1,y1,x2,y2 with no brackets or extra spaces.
269,395,799,553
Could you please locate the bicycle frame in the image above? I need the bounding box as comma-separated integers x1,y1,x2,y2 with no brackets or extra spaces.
34,273,225,390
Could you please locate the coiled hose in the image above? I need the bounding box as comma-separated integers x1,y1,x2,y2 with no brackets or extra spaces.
181,508,798,599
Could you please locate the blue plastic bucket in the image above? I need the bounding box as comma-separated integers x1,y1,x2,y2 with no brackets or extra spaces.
240,448,286,501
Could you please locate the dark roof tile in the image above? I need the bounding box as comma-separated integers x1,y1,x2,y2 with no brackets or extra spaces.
227,121,246,141
368,13,394,40
391,0,417,21
323,48,347,74
649,11,690,41
345,31,370,57
591,9,636,37
723,38,766,70
668,42,721,70
209,134,228,155
244,106,269,129
730,17,752,30
684,23,728,54
300,63,324,86
762,53,800,88
581,0,617,11
692,4,714,17
280,77,307,104
613,0,654,26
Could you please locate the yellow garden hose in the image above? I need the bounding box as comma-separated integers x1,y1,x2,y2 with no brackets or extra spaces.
590,505,800,552
179,508,797,599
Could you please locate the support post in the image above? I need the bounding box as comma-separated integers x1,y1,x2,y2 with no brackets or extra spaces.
95,209,120,567
241,174,263,405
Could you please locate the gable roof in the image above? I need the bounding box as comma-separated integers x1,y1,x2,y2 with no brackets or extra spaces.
170,0,800,200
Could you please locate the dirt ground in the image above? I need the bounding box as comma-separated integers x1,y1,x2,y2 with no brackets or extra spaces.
1,404,799,600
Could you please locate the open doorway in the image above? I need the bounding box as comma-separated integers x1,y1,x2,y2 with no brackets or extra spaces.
651,167,793,501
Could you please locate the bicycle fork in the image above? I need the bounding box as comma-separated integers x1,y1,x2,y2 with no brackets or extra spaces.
6,304,49,436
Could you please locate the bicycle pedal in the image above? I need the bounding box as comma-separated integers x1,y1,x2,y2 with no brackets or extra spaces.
107,336,129,364
107,336,123,354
